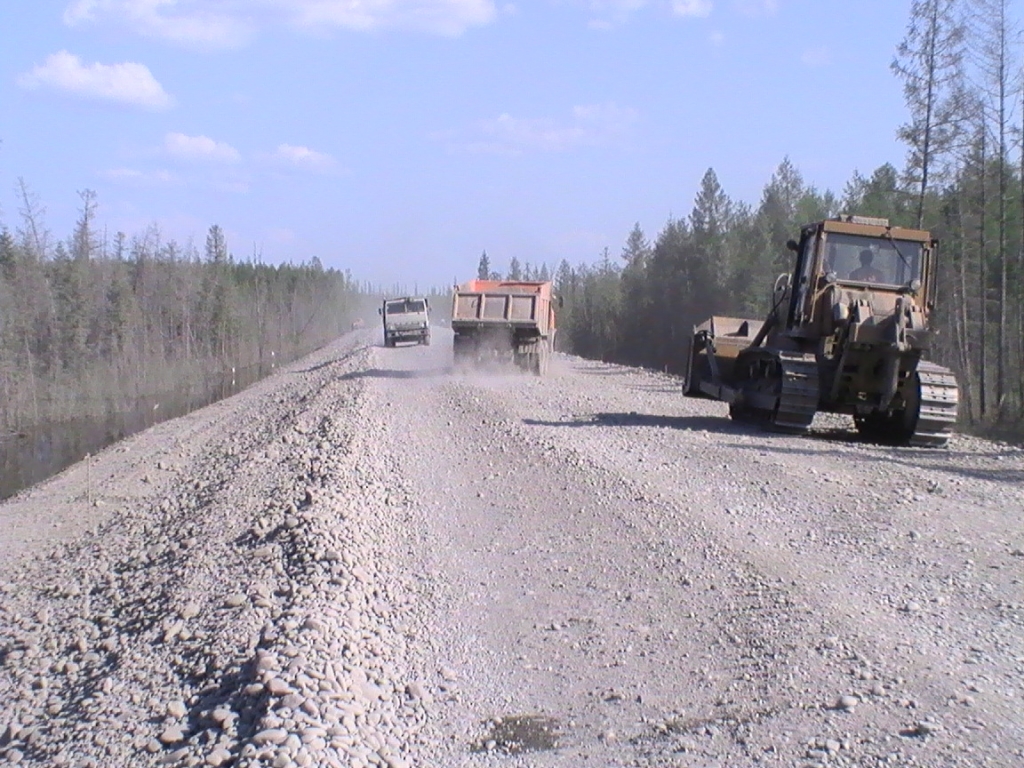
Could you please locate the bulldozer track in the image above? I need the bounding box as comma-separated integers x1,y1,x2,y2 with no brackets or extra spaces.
771,352,820,433
909,361,959,447
730,350,819,433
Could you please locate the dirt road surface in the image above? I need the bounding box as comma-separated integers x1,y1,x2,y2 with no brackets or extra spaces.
1,330,1022,768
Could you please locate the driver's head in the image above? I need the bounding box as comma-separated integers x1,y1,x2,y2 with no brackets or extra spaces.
859,249,874,265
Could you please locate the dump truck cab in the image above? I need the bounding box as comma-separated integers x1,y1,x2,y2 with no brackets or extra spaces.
380,296,431,347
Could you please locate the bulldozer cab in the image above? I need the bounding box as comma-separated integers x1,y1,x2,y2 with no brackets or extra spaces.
785,216,936,337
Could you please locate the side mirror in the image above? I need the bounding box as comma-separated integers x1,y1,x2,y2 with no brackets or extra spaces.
786,239,800,252
377,307,382,315
425,298,430,309
773,273,791,294
557,295,564,308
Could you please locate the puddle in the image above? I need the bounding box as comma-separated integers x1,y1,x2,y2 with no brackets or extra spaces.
472,714,562,754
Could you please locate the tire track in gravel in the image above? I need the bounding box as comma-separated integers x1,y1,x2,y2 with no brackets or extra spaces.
361,338,849,766
363,333,1024,768
496,354,1023,767
508,359,1024,766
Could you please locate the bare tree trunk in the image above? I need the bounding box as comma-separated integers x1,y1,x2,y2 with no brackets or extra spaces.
953,184,975,420
1018,116,1024,419
979,128,988,419
997,71,1007,417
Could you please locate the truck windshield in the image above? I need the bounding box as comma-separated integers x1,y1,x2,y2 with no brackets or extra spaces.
823,233,923,287
386,300,426,314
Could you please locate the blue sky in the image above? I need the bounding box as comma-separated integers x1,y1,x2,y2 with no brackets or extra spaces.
2,1,923,287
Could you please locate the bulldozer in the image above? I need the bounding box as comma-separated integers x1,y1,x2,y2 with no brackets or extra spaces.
684,215,959,447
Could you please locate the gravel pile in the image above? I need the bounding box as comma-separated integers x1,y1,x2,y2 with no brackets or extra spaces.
1,337,436,767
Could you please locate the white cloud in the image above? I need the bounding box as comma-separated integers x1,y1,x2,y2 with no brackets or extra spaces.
284,0,497,35
672,0,712,17
586,0,648,15
584,0,648,28
16,50,174,110
264,227,297,244
445,102,638,155
215,179,251,193
63,0,497,42
273,143,337,172
734,0,777,15
63,0,254,49
102,167,179,184
165,132,241,162
801,46,830,67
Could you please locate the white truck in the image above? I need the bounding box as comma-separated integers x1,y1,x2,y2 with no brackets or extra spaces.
379,296,431,347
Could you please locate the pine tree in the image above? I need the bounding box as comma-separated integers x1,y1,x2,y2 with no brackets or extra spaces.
619,223,652,364
71,189,99,262
689,168,733,310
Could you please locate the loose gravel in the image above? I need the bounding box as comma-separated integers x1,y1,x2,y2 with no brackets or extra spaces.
1,329,1022,767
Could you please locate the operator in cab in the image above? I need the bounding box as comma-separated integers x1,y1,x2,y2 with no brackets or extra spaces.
849,249,885,283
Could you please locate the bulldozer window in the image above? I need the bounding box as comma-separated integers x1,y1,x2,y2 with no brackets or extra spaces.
825,233,922,287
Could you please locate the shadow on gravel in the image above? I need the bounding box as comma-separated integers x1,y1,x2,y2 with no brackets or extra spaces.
339,367,451,380
722,440,1024,483
523,412,744,433
891,462,1024,484
292,346,370,373
625,382,684,394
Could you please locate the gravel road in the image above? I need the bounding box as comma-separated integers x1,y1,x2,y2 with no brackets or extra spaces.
1,329,1022,768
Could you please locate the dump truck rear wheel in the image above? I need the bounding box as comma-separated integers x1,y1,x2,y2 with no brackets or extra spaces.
537,345,550,376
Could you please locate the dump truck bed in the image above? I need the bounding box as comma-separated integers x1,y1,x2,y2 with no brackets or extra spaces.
451,280,555,337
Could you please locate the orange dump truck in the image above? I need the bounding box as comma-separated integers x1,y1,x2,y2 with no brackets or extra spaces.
450,280,558,375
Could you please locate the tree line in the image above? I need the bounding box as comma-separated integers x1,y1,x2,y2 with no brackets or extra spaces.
529,0,1024,432
0,184,361,434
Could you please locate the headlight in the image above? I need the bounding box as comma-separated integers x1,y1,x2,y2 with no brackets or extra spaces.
909,278,922,293
386,324,396,331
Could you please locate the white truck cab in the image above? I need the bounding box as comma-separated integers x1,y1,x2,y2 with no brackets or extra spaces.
380,297,431,347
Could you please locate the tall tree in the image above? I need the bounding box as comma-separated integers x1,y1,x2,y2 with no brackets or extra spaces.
15,178,49,260
71,189,99,262
892,0,966,228
689,168,733,314
619,223,653,364
972,0,1018,414
477,250,490,280
203,224,234,358
842,164,914,224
